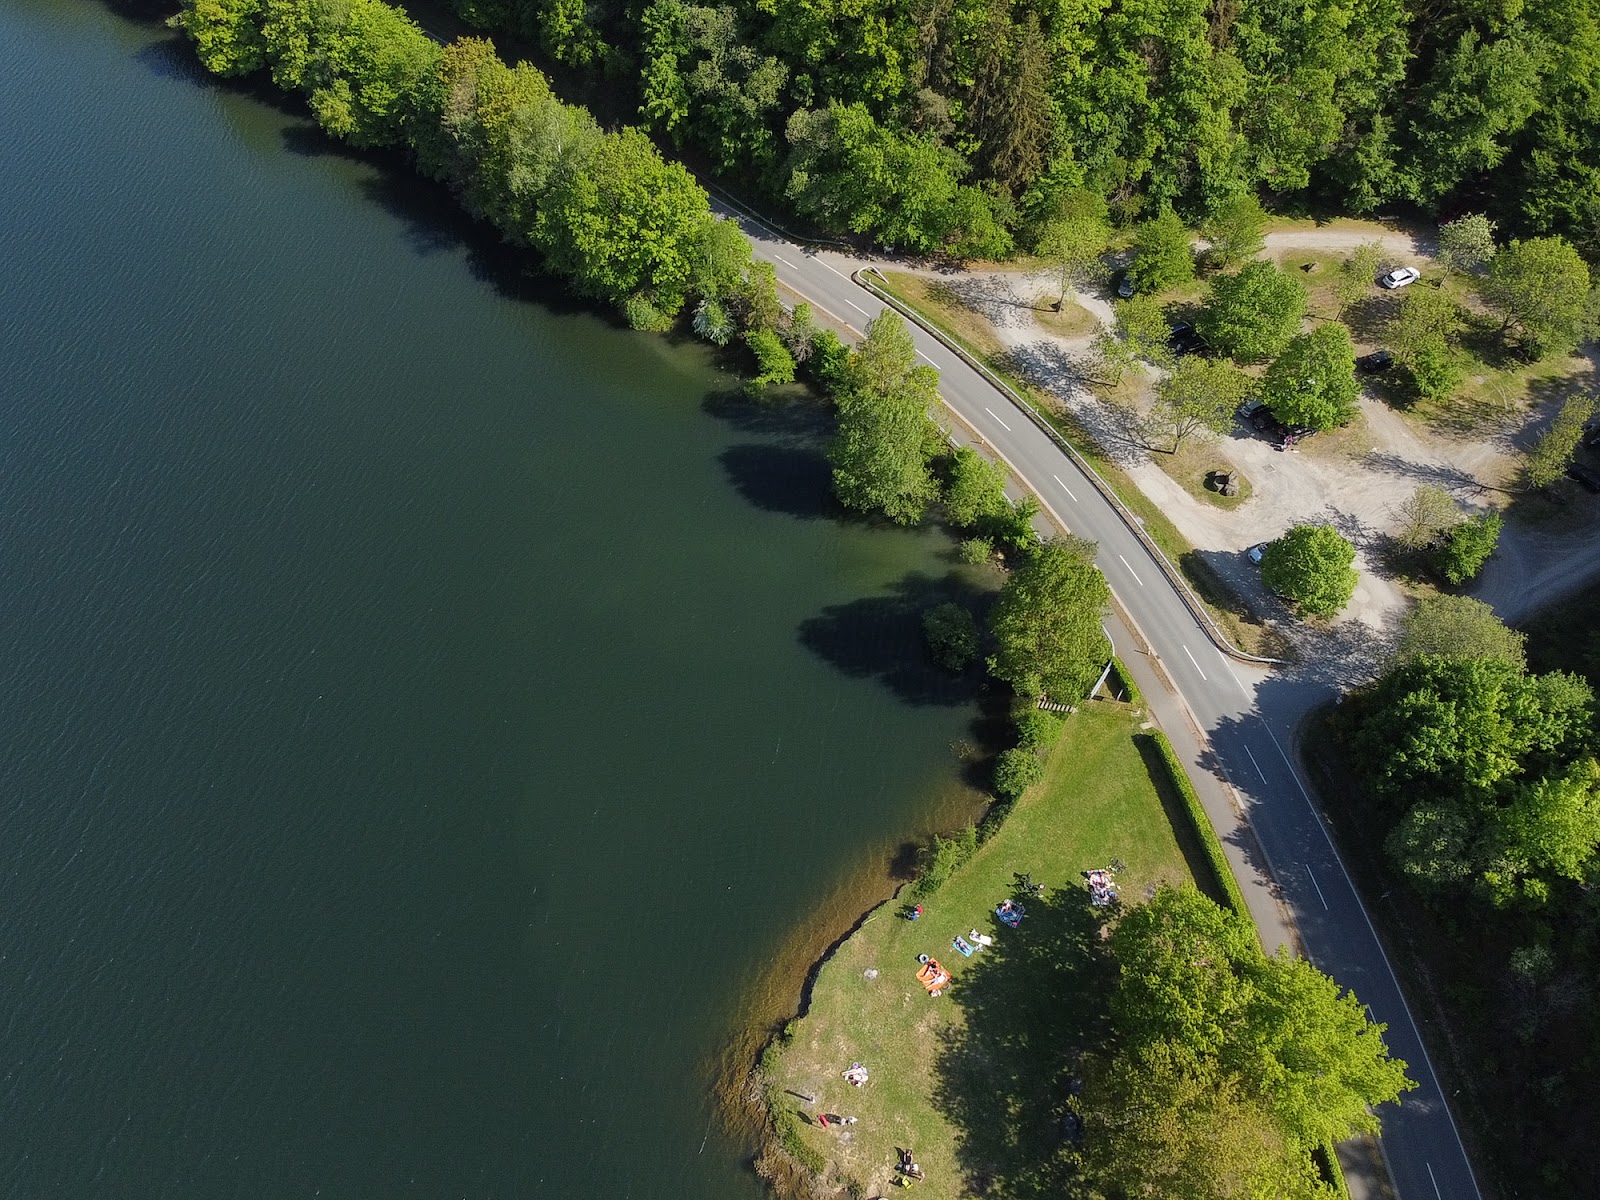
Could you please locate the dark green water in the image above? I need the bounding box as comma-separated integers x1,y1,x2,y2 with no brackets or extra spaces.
0,6,989,1196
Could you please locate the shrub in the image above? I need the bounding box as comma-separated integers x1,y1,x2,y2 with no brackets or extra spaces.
959,535,996,564
807,328,849,390
1141,731,1248,915
993,747,1045,799
743,327,797,396
922,602,980,671
1015,708,1064,752
943,445,1009,528
622,294,675,332
1435,512,1502,584
911,826,979,896
693,297,736,345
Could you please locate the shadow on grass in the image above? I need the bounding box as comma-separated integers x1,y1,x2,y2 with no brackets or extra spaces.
932,888,1114,1198
1132,734,1233,909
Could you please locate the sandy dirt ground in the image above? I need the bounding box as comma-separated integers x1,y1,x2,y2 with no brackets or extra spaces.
913,224,1600,666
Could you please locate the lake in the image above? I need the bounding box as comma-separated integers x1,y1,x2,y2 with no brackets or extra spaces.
0,4,992,1196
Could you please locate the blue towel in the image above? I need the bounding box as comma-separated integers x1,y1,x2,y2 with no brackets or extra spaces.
953,936,974,957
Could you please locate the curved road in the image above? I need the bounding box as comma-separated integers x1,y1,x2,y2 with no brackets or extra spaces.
720,204,1481,1200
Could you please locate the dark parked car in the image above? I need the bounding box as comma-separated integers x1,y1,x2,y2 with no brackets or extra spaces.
1116,271,1137,299
1357,350,1394,373
1567,463,1600,493
1168,321,1206,356
1251,405,1312,449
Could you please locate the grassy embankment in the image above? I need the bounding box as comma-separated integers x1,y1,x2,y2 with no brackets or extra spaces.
758,705,1229,1199
868,270,1281,657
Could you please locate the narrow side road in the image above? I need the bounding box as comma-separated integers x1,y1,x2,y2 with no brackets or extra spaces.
716,200,1483,1200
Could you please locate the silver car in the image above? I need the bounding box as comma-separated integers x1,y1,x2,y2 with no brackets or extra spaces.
1378,266,1420,289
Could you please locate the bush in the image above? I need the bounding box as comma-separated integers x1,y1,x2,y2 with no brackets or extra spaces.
1260,524,1358,617
993,747,1045,799
959,535,996,564
922,602,980,671
1434,512,1502,584
1108,658,1144,706
911,826,979,896
1015,708,1064,753
623,293,675,332
942,445,1009,528
743,327,797,395
692,297,736,345
807,328,849,391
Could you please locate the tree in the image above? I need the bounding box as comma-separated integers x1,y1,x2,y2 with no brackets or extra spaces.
1393,483,1461,550
923,602,979,671
942,445,1009,528
971,7,1052,193
1152,358,1254,452
1437,213,1498,277
1260,325,1359,431
1388,287,1466,401
1526,393,1598,490
692,298,736,344
987,538,1111,700
1260,524,1357,617
1200,193,1268,270
1035,190,1112,307
173,0,267,76
1394,595,1526,668
1480,236,1594,359
1096,888,1413,1152
1331,241,1384,316
828,311,943,523
1128,208,1196,294
1435,512,1501,585
1091,294,1171,384
1198,261,1308,362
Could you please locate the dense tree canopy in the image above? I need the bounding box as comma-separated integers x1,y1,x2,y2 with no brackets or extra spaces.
1078,888,1413,1197
1260,325,1359,431
1352,655,1600,905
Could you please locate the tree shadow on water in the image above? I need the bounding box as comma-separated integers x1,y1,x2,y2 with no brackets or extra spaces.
718,443,833,520
798,570,995,706
933,888,1115,1197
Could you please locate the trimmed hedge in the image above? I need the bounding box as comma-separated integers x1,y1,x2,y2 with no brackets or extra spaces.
1140,730,1250,916
1107,657,1144,707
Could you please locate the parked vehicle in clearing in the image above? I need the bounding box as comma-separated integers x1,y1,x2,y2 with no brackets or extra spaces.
1116,271,1136,298
1378,266,1421,289
1247,543,1269,564
1238,396,1266,420
1168,321,1206,356
1357,349,1395,373
1250,405,1311,449
1567,463,1600,493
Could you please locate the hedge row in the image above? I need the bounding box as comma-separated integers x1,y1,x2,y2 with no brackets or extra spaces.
1140,730,1250,916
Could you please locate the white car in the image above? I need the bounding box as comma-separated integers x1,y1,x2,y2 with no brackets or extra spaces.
1378,266,1421,289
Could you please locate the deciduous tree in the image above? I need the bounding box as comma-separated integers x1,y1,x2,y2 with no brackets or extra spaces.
1260,325,1359,430
942,445,1008,528
1200,193,1268,271
1526,394,1598,490
1394,595,1526,668
828,311,943,523
987,537,1111,699
1128,208,1196,294
1198,261,1307,362
1152,358,1253,451
1480,236,1594,360
1260,524,1357,617
1437,212,1497,277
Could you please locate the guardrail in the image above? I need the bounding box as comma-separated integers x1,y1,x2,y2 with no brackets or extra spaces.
705,182,858,254
854,266,1282,667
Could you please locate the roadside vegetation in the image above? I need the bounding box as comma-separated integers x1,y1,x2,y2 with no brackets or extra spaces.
1305,593,1600,1196
761,706,1406,1200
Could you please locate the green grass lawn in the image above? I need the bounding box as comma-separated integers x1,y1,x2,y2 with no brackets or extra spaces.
763,706,1201,1199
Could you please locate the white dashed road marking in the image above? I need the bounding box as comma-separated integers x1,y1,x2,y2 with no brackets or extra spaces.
1305,864,1329,910
1052,474,1078,502
1116,554,1144,586
983,407,1012,432
1181,643,1207,680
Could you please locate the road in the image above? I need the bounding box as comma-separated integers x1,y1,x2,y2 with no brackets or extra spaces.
718,203,1482,1200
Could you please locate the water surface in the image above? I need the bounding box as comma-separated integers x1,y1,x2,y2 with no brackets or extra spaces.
0,6,987,1195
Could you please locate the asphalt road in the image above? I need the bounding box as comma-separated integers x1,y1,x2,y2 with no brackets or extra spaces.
719,203,1483,1200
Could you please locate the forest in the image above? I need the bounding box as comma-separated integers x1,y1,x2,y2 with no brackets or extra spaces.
416,0,1600,261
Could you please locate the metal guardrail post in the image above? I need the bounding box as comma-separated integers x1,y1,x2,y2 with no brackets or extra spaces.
854,267,1281,667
